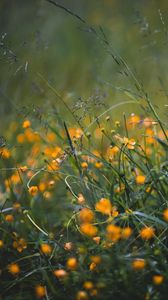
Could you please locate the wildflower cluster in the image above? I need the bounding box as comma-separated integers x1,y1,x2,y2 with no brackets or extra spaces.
0,110,168,300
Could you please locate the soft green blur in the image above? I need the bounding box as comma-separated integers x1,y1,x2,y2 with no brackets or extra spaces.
1,0,168,129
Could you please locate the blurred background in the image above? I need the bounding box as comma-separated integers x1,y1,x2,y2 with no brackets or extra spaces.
1,0,168,130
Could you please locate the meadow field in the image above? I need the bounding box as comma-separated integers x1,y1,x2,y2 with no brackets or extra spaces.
1,1,168,299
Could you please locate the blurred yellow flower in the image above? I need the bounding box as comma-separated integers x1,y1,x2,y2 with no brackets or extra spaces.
140,227,155,240
132,259,146,270
95,198,112,215
80,223,98,237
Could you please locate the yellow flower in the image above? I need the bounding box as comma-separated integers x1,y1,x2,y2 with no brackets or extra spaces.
0,240,4,248
76,291,89,300
81,162,88,169
121,227,132,239
22,119,31,129
163,208,168,221
79,208,94,223
1,148,11,159
8,263,20,275
17,133,25,144
95,198,112,215
93,236,101,244
140,227,155,240
106,224,121,242
89,262,97,271
90,255,101,264
28,185,38,196
66,257,78,270
5,214,14,223
123,137,136,150
80,223,98,237
152,275,164,285
40,243,52,255
83,281,94,290
132,259,146,270
35,285,46,298
95,161,103,168
53,269,67,279
136,175,146,185
13,238,27,252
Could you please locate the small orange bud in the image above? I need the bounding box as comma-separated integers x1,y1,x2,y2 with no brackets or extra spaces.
66,257,78,270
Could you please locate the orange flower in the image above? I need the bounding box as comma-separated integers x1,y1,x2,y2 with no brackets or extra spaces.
22,119,31,129
127,114,140,129
1,148,11,159
140,227,155,240
145,128,154,144
17,133,25,144
35,285,46,298
76,291,89,300
80,223,98,237
5,214,14,222
95,198,112,215
53,269,67,279
152,275,164,285
163,208,168,221
123,137,136,150
106,224,121,242
0,240,4,248
28,185,38,196
83,281,94,290
90,255,101,264
40,243,52,255
121,227,132,239
132,259,146,270
13,238,27,252
93,236,101,244
79,208,94,223
136,175,146,185
13,202,21,210
8,263,20,275
81,162,88,169
66,257,78,270
95,161,103,168
89,262,97,271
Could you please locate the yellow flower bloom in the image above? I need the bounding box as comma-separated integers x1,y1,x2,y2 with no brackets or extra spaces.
0,240,4,248
53,269,67,278
66,257,78,270
140,227,155,240
106,224,121,242
8,263,20,275
40,243,52,255
132,259,146,270
136,175,146,185
28,185,38,196
152,275,164,285
81,162,88,169
121,227,132,239
163,208,168,221
79,208,94,223
35,285,46,298
80,223,98,237
76,291,89,300
83,281,94,290
95,198,112,215
5,214,14,223
22,119,31,129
